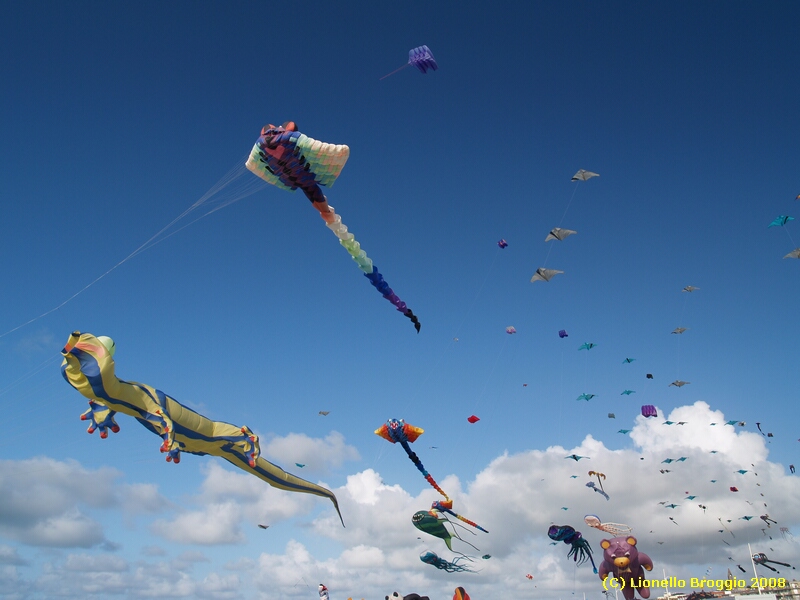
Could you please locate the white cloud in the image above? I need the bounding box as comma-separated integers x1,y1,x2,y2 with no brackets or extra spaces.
0,458,118,548
263,431,360,473
0,545,28,566
0,403,798,599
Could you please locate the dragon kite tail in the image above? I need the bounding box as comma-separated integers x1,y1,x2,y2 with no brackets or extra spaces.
321,206,420,333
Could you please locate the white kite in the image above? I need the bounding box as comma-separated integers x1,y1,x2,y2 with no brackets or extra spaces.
672,327,687,334
683,285,699,292
572,169,599,181
531,268,564,283
584,514,632,536
670,380,690,387
545,228,577,242
784,249,800,259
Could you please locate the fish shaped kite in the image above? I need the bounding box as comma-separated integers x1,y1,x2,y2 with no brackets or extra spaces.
376,419,488,533
531,267,564,282
61,332,344,524
572,170,599,182
545,228,577,242
246,122,420,332
412,510,479,554
587,481,610,500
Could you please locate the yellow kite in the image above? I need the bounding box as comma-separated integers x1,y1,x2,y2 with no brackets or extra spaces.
61,331,343,525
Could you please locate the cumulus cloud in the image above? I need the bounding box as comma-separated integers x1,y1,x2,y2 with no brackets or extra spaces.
0,458,118,548
0,546,28,566
1,403,798,599
290,402,800,599
263,431,360,473
0,457,172,549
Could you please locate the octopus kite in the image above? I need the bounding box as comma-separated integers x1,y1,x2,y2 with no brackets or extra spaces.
419,551,475,573
584,515,632,536
548,525,598,573
246,122,420,331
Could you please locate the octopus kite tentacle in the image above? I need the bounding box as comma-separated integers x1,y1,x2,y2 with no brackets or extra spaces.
420,551,475,573
548,525,598,573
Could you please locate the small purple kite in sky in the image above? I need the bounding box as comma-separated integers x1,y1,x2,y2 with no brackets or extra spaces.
380,45,438,80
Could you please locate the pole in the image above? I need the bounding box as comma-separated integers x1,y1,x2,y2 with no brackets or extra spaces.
748,543,763,595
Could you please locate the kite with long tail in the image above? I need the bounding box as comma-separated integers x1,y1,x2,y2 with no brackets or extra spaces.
246,122,420,332
375,418,488,533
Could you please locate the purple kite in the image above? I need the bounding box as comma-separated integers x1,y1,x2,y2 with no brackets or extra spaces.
559,329,568,338
380,45,438,80
497,239,508,248
641,405,658,418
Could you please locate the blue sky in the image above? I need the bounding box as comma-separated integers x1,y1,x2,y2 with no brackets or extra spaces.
1,2,799,599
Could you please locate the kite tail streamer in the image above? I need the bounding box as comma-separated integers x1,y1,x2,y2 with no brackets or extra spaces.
432,501,489,533
400,441,451,501
320,206,421,332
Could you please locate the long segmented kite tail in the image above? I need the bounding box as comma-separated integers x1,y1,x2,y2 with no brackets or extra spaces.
320,206,421,332
400,441,450,501
434,503,489,533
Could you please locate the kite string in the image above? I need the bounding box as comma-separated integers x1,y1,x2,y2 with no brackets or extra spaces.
378,62,410,81
397,245,501,416
0,158,254,340
542,181,580,268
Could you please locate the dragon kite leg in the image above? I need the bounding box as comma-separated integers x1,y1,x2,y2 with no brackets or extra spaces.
246,122,420,332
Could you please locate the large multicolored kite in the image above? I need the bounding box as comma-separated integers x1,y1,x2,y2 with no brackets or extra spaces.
246,122,420,332
61,331,344,524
